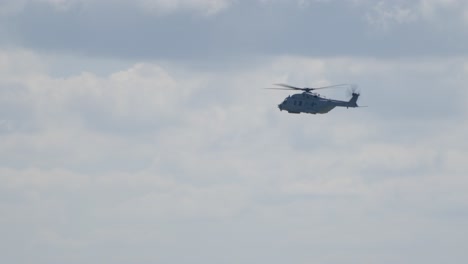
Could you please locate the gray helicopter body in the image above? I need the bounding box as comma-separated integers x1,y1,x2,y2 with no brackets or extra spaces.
278,92,360,114
267,83,361,114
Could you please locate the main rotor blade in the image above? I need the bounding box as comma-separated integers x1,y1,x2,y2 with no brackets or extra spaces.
311,84,351,90
274,83,302,90
264,88,296,90
275,83,350,91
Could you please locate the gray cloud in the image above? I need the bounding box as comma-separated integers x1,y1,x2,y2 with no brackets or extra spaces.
2,1,468,263
1,53,467,173
1,0,468,62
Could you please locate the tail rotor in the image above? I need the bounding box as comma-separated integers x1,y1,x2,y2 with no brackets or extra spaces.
346,84,360,99
346,84,360,107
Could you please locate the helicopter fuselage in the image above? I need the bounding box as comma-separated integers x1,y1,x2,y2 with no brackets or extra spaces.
278,92,359,114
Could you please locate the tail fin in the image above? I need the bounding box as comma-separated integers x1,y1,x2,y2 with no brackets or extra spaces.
349,92,359,107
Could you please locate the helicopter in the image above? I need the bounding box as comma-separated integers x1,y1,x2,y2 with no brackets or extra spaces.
266,83,363,114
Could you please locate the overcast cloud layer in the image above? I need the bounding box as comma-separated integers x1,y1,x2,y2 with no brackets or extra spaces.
2,0,468,60
1,1,468,264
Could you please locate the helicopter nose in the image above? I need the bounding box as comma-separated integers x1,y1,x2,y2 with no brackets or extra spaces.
278,104,283,111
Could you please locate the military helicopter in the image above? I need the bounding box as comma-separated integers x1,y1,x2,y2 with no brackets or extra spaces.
266,83,362,114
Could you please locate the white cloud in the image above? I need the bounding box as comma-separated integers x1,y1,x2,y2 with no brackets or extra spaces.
0,1,25,16
365,0,468,29
137,0,233,15
0,0,87,15
3,0,468,22
0,50,45,77
0,0,234,16
366,1,417,30
1,50,468,263
419,0,458,18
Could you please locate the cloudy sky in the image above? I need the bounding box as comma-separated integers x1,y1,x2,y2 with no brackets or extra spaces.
1,0,468,263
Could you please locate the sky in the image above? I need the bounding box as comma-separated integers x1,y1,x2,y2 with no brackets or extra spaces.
1,0,468,263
